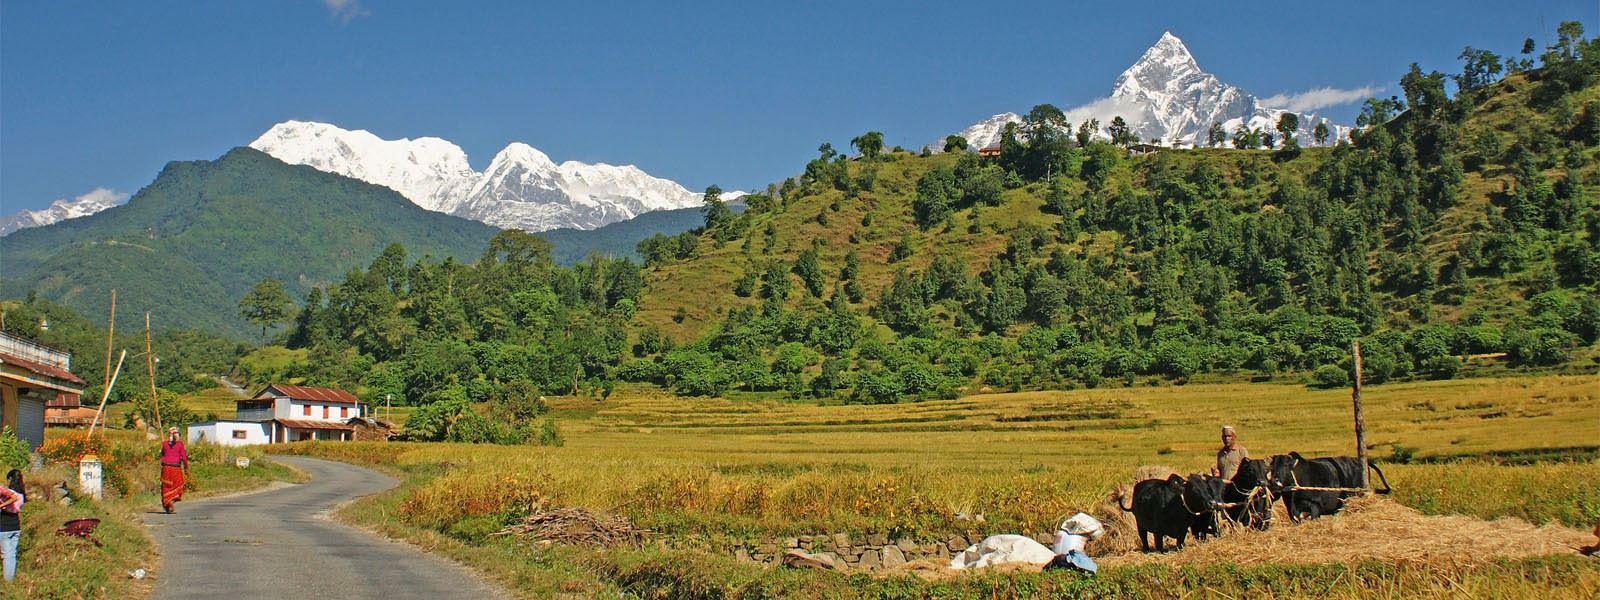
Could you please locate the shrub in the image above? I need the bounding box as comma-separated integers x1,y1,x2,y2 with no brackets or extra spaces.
0,428,29,472
1312,364,1349,388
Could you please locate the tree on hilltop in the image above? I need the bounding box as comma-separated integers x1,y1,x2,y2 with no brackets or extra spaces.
702,184,731,231
239,278,292,345
851,131,885,162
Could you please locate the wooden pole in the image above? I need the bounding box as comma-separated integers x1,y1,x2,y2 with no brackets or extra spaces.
103,289,116,392
146,313,161,433
87,350,126,437
1352,341,1369,491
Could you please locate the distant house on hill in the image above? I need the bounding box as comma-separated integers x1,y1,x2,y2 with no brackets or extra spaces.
187,384,369,446
1128,142,1163,155
0,330,86,449
977,145,1003,157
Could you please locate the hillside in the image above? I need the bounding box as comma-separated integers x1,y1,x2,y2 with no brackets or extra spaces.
626,51,1598,399
0,147,498,339
538,203,745,267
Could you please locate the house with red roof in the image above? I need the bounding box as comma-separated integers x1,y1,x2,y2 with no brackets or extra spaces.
0,330,86,449
188,384,369,446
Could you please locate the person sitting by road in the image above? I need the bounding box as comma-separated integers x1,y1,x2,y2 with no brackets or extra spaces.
1213,425,1249,484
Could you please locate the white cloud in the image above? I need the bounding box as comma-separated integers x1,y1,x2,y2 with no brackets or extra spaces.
322,0,369,23
1260,85,1381,113
70,187,129,206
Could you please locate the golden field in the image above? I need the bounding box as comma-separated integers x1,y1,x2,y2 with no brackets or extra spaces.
266,374,1600,598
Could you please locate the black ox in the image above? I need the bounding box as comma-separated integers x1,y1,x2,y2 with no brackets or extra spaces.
1218,458,1273,530
1267,452,1393,521
1119,474,1223,552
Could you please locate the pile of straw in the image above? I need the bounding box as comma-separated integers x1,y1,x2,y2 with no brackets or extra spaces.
490,507,651,548
1101,495,1592,567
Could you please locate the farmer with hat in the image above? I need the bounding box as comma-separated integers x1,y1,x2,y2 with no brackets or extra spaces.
159,426,189,514
1214,425,1249,483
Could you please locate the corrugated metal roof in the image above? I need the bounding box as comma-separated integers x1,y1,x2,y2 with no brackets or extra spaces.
274,418,355,431
251,384,363,405
0,350,87,388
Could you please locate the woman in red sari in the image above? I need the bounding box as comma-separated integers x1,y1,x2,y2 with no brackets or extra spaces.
160,426,188,513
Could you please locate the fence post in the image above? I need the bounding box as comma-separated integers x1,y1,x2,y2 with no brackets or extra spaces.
1352,341,1369,491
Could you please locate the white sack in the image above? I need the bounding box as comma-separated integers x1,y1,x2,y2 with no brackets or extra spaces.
947,534,1056,569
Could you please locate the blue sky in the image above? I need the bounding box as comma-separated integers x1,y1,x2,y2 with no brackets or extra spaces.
2,1,1594,215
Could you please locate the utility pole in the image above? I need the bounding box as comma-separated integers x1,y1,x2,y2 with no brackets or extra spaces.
1352,341,1369,490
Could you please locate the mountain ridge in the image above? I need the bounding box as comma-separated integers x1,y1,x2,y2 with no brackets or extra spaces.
249,121,715,232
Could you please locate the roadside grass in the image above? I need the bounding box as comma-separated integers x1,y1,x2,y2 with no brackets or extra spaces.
273,374,1599,597
9,428,302,598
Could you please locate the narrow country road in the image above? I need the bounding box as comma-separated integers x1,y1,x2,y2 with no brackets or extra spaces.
146,456,505,599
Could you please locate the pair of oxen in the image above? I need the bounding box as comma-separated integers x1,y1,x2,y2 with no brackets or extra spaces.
1119,452,1393,552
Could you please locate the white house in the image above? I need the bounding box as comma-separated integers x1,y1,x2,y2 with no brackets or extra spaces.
0,330,86,449
188,384,368,446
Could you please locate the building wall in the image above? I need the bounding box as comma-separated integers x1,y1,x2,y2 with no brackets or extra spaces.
236,406,274,421
188,421,271,447
276,398,361,422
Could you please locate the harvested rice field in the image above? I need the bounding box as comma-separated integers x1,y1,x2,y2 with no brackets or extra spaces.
277,375,1600,598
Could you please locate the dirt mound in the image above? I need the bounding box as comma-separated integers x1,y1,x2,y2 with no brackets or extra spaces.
1101,495,1591,567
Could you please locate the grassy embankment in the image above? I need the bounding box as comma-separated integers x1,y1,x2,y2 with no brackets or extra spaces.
272,374,1599,598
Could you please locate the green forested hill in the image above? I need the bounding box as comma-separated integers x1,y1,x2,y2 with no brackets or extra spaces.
0,147,498,339
622,43,1598,399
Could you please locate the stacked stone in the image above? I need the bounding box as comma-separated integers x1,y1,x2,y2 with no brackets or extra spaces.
717,530,1057,571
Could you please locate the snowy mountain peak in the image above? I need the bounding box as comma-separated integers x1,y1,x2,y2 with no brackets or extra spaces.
490,143,557,170
948,32,1352,151
252,120,710,232
1112,32,1203,99
0,187,128,236
250,120,475,213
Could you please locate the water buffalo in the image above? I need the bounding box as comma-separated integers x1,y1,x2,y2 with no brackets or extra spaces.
1183,473,1226,541
1119,474,1192,552
1267,452,1393,521
1219,458,1272,530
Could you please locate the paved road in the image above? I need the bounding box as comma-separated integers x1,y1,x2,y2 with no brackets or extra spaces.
146,456,505,599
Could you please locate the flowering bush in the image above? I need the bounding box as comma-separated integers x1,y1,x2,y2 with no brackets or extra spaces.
36,430,108,465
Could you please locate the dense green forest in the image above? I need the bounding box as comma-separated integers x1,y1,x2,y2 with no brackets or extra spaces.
236,24,1596,430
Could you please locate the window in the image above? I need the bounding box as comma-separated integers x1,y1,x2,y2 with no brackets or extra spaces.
322,406,329,419
303,404,311,416
232,430,248,440
340,406,348,418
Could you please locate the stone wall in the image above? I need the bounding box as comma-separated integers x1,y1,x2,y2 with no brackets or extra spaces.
673,530,1058,571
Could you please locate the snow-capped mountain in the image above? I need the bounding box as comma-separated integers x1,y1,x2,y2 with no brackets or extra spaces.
946,32,1351,150
250,121,711,232
250,120,477,214
0,188,128,236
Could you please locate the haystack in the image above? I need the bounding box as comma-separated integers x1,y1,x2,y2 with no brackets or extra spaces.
1100,495,1592,567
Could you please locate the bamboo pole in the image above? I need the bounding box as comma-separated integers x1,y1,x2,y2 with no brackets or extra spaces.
87,350,127,437
146,313,161,434
1352,340,1369,491
103,289,116,392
